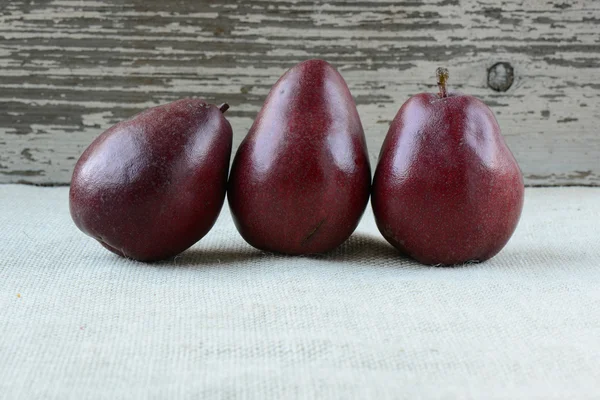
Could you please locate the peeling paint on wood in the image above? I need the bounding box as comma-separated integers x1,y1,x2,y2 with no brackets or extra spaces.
1,0,599,186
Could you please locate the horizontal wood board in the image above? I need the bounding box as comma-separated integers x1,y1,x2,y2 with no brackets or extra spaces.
0,0,599,185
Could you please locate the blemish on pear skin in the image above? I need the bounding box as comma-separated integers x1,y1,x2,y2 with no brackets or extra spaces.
302,218,326,246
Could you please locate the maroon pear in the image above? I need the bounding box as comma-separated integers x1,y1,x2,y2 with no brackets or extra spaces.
70,99,233,261
228,59,371,255
372,68,524,265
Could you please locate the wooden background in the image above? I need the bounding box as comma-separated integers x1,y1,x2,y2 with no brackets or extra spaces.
1,0,599,186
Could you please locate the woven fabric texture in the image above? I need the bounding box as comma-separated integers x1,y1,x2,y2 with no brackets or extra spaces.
1,185,599,399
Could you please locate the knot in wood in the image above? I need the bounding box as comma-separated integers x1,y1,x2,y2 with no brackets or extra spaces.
487,62,514,92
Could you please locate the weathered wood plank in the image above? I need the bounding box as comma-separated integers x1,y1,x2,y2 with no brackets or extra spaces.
1,0,599,185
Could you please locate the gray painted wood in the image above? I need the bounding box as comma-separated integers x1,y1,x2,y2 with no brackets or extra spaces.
1,0,599,186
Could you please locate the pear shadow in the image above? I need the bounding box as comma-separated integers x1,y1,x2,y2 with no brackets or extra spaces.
105,232,589,272
149,233,415,269
307,232,420,268
155,246,267,267
318,233,591,271
327,234,592,271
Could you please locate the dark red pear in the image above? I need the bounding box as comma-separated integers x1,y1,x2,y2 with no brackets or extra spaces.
70,99,233,261
372,68,524,265
228,59,371,255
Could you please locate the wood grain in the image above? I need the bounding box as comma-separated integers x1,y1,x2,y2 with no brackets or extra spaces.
1,0,599,185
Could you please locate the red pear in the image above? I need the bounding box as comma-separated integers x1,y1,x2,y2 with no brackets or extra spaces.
228,59,371,255
70,99,232,261
372,68,524,265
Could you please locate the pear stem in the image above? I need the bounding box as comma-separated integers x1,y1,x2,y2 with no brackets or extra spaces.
219,103,230,113
436,67,449,98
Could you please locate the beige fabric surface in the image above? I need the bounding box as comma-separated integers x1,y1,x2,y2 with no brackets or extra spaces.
1,185,599,399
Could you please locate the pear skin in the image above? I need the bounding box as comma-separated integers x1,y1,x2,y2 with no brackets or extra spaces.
372,68,524,265
228,59,371,255
70,99,233,261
